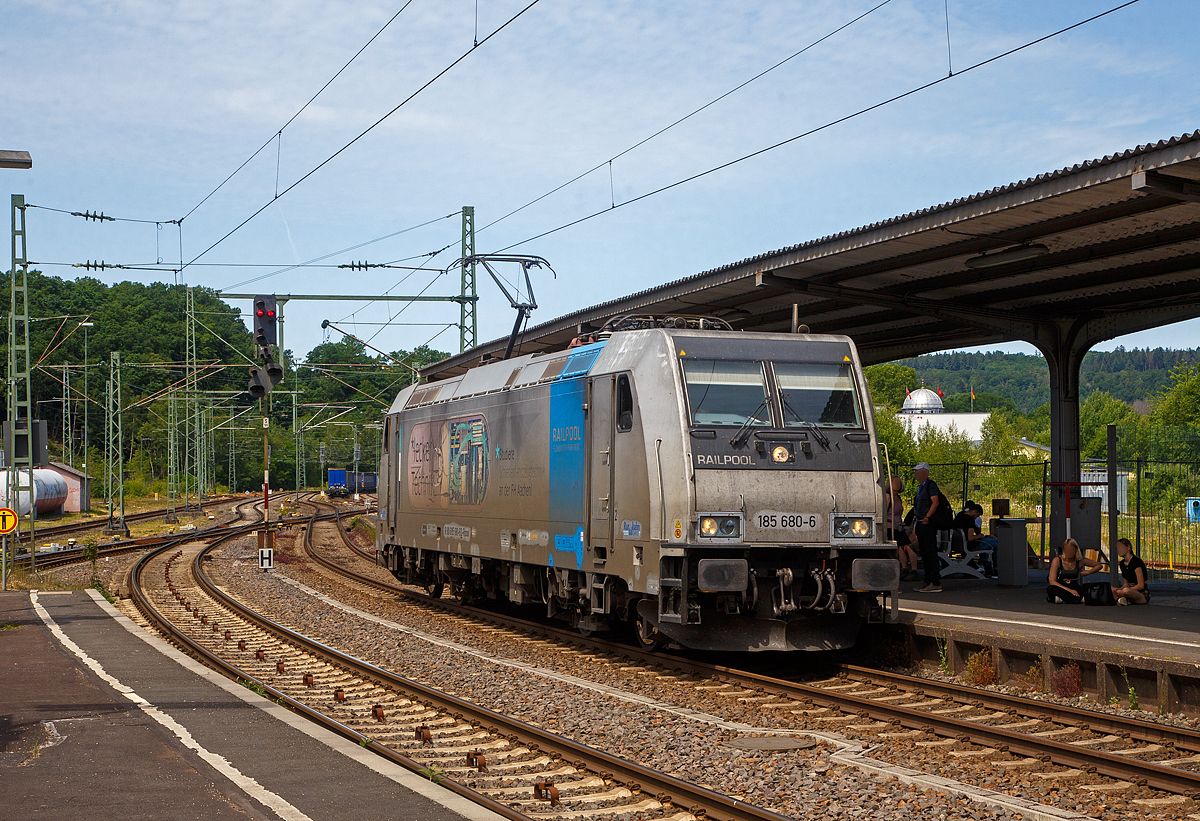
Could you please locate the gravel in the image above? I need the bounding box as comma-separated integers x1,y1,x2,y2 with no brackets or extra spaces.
208,533,1057,821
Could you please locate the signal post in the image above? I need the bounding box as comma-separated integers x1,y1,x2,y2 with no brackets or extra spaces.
248,296,282,564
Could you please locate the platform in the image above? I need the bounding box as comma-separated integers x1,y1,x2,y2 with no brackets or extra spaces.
0,589,504,821
894,572,1200,714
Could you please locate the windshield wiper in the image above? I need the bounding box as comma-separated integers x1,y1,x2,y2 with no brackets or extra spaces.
730,399,769,447
781,394,830,449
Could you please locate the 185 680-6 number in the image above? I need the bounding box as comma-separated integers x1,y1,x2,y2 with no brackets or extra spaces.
756,512,819,530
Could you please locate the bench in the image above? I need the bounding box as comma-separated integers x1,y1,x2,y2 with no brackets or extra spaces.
936,529,992,579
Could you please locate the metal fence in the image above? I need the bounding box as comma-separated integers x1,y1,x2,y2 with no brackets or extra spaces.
889,460,1050,561
887,429,1200,576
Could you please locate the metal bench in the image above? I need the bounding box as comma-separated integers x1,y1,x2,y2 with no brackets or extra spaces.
936,529,991,579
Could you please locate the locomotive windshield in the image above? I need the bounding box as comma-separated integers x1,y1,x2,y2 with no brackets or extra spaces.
681,356,863,429
682,359,771,427
776,362,862,428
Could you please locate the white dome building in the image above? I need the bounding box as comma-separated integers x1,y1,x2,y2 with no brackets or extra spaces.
901,387,943,414
896,385,989,443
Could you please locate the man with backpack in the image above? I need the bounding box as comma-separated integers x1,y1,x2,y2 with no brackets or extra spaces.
911,462,949,593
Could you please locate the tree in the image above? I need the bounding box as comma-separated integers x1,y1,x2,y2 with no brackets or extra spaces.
942,391,1017,414
874,410,917,477
1079,391,1138,459
1149,363,1200,427
864,363,919,409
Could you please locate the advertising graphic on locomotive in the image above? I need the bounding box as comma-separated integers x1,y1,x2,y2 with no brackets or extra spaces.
376,317,899,652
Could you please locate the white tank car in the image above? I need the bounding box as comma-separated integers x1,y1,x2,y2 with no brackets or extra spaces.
377,321,899,652
0,469,69,516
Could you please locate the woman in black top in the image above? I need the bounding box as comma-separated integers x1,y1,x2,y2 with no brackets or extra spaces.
1046,538,1101,604
1110,537,1150,605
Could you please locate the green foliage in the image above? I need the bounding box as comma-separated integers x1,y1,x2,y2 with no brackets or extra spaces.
963,648,998,687
0,268,449,493
895,347,1200,412
1078,391,1138,459
81,538,100,577
1149,363,1200,427
864,363,919,409
942,391,1017,414
873,411,917,475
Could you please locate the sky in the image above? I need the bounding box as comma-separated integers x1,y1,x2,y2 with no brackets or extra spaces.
4,0,1199,366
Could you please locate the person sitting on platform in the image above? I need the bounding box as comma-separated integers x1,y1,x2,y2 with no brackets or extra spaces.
1046,538,1101,604
887,476,920,582
1110,537,1150,606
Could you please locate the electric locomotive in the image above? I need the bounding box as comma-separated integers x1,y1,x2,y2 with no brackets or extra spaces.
376,316,899,652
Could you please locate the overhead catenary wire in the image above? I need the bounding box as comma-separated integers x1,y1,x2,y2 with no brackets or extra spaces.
477,0,896,235
178,1,418,224
219,213,458,290
492,0,1142,254
183,0,545,275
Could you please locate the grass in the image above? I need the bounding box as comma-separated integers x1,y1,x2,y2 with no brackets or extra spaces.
0,621,21,631
2,566,90,592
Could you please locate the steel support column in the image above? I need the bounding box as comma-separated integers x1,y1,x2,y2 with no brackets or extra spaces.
460,206,476,353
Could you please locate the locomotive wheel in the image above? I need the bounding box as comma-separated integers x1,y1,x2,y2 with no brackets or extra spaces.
424,581,444,599
635,613,666,651
453,580,474,605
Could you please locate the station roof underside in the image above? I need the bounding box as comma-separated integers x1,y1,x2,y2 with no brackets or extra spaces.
425,131,1200,379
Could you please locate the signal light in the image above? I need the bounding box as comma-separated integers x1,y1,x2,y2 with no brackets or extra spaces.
248,358,285,398
253,295,278,347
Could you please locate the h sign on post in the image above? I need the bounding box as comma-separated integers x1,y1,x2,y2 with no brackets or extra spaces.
259,547,274,570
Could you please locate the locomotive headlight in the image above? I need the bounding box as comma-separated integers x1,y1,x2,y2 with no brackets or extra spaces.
771,445,792,463
833,516,873,540
698,514,741,539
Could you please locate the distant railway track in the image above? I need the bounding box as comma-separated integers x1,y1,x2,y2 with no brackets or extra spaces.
13,494,243,545
128,508,798,821
13,496,264,572
295,517,1200,813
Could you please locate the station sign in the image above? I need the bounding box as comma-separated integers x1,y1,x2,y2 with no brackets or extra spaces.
258,548,274,570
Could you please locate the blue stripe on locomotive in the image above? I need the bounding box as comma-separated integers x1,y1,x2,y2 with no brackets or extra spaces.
549,377,588,569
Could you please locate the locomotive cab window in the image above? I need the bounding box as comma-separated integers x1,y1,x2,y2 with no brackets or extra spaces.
775,362,862,428
617,374,634,432
682,359,771,427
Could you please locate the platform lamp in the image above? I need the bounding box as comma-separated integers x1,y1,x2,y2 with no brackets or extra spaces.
1,150,30,592
0,150,32,170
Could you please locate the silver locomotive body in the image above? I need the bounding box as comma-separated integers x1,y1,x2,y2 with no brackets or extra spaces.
377,328,898,652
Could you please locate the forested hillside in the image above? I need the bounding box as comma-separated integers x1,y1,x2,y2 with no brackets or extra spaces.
0,270,447,492
892,348,1200,412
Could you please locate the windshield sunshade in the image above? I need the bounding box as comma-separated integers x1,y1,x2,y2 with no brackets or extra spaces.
776,362,862,428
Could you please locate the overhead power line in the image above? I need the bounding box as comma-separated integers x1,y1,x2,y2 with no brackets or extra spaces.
493,0,1142,254
178,1,418,224
183,0,545,274
219,212,458,290
479,0,896,235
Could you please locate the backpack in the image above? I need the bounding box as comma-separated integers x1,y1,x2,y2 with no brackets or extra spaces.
917,480,954,529
1084,584,1116,606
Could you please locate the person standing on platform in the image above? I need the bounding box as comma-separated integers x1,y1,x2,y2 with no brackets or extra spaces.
887,476,920,581
1110,537,1150,605
912,462,944,593
1046,538,1101,604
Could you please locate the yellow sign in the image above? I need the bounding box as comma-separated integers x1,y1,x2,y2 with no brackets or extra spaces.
0,507,17,535
673,518,683,540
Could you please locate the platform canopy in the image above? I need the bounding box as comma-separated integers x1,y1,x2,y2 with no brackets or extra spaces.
424,131,1200,495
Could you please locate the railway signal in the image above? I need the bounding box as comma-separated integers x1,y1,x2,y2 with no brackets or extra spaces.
253,295,278,347
247,361,283,398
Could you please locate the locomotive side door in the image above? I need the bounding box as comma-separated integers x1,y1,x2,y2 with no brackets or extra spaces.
588,375,615,555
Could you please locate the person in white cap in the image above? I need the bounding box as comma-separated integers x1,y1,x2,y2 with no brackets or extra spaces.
912,462,943,592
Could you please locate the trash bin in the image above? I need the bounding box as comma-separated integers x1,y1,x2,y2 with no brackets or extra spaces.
995,518,1028,587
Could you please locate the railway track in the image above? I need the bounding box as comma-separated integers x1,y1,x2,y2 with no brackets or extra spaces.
292,513,1200,815
129,511,800,821
15,496,268,573
13,494,242,544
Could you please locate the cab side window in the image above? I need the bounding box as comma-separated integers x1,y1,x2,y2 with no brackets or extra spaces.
617,375,634,432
